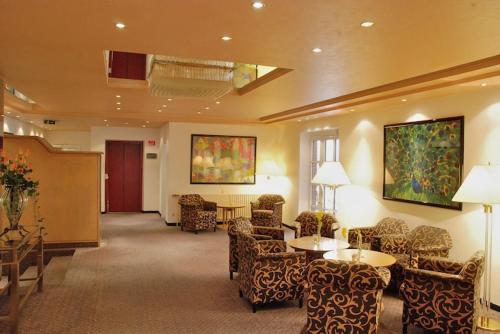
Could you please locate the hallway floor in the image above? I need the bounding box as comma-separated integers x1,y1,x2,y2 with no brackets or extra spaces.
1,213,497,333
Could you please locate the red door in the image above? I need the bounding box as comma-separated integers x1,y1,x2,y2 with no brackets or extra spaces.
105,141,143,212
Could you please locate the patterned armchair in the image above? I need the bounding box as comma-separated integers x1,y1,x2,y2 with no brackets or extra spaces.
250,194,285,227
295,211,340,239
238,232,306,313
305,259,390,334
348,217,409,250
178,194,217,234
379,225,453,289
400,251,485,334
227,217,284,280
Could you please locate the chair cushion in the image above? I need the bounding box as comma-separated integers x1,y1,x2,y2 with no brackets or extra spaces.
253,209,273,217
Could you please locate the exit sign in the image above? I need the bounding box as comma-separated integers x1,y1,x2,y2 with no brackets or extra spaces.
147,140,156,146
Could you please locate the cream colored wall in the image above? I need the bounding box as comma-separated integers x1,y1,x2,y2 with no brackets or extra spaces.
3,116,46,138
164,122,298,224
159,123,169,219
45,130,91,151
90,126,161,212
293,86,500,304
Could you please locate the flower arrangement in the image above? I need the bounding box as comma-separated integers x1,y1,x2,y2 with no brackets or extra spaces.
0,149,39,232
0,150,39,196
314,211,324,235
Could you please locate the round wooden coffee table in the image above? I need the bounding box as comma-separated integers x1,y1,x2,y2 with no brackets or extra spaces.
217,204,245,228
287,236,350,263
323,249,396,267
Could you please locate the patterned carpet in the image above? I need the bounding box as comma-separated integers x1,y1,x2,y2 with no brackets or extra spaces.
1,213,498,333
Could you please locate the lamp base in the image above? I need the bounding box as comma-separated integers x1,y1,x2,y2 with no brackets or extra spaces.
478,315,500,331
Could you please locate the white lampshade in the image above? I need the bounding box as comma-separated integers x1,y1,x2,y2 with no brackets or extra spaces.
311,161,351,187
260,160,281,176
452,164,500,205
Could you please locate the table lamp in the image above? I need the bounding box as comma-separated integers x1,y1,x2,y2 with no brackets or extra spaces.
452,163,500,331
311,161,350,214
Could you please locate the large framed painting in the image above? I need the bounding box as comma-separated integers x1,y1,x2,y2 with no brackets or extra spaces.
190,134,257,184
383,116,464,210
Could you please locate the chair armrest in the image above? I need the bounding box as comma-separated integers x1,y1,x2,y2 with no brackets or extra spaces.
257,251,306,262
348,227,376,245
404,267,466,285
203,201,217,211
250,234,272,241
273,201,285,208
417,256,464,275
252,226,285,240
257,240,286,254
411,245,450,257
250,201,259,210
376,234,408,254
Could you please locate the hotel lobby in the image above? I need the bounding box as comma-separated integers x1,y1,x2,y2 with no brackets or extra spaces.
0,1,500,333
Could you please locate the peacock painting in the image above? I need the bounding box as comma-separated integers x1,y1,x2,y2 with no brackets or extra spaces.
383,116,464,210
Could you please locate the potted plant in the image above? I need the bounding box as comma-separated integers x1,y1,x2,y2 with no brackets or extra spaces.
0,150,39,234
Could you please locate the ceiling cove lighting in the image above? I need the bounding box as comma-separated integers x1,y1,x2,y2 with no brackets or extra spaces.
252,1,264,9
115,22,126,29
312,48,322,54
361,21,374,28
221,36,232,41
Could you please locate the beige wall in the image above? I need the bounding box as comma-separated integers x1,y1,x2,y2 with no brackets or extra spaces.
45,130,91,151
4,136,100,244
90,126,161,212
292,86,500,303
164,122,299,224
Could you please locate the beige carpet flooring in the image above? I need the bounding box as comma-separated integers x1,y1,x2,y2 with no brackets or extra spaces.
1,213,498,333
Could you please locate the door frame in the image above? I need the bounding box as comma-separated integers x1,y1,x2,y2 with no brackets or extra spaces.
105,140,144,213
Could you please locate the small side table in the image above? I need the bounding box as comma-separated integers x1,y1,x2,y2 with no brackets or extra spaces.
323,249,396,267
287,236,350,263
217,204,245,228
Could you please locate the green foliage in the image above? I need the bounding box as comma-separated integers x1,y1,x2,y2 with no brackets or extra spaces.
0,150,39,197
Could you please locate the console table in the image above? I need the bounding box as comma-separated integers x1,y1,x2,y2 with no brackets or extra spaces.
0,226,44,334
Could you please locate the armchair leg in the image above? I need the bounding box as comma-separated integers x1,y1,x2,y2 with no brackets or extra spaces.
402,324,408,334
214,226,217,232
230,271,233,280
298,298,303,308
252,304,257,313
239,289,243,298
194,230,198,235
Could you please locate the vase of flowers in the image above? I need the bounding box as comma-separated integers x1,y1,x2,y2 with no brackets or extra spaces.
0,150,39,231
313,212,324,245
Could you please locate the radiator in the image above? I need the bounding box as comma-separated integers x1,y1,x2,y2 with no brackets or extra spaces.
202,194,260,220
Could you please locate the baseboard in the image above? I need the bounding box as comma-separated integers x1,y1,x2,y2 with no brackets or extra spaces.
142,210,161,215
44,241,99,249
165,221,224,227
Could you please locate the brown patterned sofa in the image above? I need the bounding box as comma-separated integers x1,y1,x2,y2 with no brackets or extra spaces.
295,211,340,239
178,194,217,234
378,225,453,289
250,194,285,227
400,251,485,334
304,259,390,334
347,217,409,250
227,217,284,280
238,232,306,313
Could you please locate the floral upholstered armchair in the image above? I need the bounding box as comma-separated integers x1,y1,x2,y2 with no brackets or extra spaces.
304,259,390,334
178,194,217,234
227,217,284,280
238,232,306,313
400,251,484,334
294,211,340,239
347,217,409,250
250,194,285,227
378,225,453,289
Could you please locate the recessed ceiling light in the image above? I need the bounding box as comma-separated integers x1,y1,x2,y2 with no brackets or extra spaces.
142,125,146,128
104,120,108,122
481,83,488,87
16,115,20,118
162,104,167,107
221,36,232,41
350,109,355,112
115,22,126,29
401,98,407,102
30,121,34,124
297,119,302,122
116,102,121,105
197,111,201,115
312,47,322,54
167,98,173,102
116,95,121,98
204,107,210,110
146,121,150,124
116,107,121,110
252,1,264,9
361,21,374,28
158,109,162,113
6,111,11,114
215,101,221,104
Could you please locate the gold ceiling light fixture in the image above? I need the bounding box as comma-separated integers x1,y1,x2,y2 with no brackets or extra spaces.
252,1,264,9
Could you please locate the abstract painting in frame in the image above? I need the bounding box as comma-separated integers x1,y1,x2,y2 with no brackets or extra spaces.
383,116,464,210
190,134,257,184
